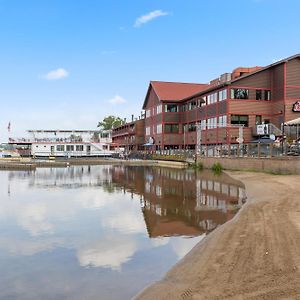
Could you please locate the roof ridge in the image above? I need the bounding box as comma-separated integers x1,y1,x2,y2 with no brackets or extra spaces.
150,80,208,85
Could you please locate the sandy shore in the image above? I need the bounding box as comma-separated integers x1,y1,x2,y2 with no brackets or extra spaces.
135,172,300,300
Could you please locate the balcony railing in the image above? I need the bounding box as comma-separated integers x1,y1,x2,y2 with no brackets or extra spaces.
252,123,282,137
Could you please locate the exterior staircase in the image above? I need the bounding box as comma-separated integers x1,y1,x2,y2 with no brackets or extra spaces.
252,123,282,137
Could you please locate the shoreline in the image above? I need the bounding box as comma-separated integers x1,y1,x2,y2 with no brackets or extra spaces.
0,158,188,170
135,171,300,300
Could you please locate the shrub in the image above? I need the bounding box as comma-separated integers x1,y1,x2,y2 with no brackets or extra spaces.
212,162,223,173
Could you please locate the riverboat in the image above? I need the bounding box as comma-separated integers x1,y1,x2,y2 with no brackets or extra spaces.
8,130,118,158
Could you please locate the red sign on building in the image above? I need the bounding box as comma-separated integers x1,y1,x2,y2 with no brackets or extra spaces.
292,101,300,112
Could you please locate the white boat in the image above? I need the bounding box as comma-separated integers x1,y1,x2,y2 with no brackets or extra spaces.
9,130,119,158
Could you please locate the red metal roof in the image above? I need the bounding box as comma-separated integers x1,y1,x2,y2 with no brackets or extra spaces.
150,81,209,101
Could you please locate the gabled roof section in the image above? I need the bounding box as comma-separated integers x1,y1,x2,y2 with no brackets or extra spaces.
183,53,300,101
230,53,300,83
142,81,209,109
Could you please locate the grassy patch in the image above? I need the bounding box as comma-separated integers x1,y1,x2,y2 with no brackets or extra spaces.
190,162,203,170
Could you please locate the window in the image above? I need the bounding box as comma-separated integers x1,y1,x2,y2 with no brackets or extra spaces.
201,120,207,130
76,145,84,151
201,96,207,106
264,90,271,101
165,104,178,112
146,109,151,118
156,124,162,134
255,115,262,124
188,122,196,132
189,101,197,110
213,92,217,102
256,90,271,101
208,117,217,129
181,104,187,112
231,88,249,99
56,145,65,151
256,90,262,100
164,124,179,133
231,115,249,127
146,127,150,136
207,92,218,105
66,145,74,151
156,105,162,114
218,115,227,127
197,98,204,107
207,94,211,105
219,89,227,101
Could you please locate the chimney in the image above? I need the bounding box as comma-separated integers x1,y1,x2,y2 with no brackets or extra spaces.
131,114,134,122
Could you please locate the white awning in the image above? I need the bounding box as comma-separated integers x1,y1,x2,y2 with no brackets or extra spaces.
285,117,300,125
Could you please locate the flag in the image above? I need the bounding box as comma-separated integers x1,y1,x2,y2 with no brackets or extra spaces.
7,122,11,132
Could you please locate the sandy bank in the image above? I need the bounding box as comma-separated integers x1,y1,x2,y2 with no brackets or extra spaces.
135,172,300,300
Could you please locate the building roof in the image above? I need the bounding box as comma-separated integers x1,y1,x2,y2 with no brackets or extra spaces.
230,53,300,83
183,53,300,101
142,81,209,108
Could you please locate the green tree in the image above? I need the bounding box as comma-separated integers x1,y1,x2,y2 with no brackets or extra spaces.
97,115,123,130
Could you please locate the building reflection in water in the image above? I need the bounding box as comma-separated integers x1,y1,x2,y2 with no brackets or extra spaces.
7,165,246,238
3,165,246,300
109,166,246,237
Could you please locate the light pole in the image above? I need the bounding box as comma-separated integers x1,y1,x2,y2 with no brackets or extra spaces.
196,122,202,157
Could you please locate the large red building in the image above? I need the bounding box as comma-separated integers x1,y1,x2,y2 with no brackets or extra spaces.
142,54,300,151
112,118,145,151
142,81,209,150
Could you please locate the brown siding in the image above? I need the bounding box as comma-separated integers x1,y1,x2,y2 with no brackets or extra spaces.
207,104,217,118
184,110,197,122
229,100,272,115
198,107,206,119
232,68,271,89
164,113,180,123
185,132,197,145
287,58,300,86
163,134,182,145
286,87,300,98
145,87,160,109
219,101,227,115
272,64,284,101
153,114,163,124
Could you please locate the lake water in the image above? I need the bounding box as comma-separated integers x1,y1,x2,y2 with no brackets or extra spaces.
0,165,246,300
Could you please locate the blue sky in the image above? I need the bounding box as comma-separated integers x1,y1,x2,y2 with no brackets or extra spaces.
0,0,300,140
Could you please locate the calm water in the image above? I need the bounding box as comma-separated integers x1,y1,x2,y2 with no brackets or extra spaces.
0,165,246,300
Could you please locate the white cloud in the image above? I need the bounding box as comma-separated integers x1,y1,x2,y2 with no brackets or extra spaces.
42,68,69,80
170,235,205,260
151,237,170,248
134,10,169,27
77,236,137,271
108,95,127,105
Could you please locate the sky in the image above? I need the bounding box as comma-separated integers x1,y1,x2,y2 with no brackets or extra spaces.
0,0,300,141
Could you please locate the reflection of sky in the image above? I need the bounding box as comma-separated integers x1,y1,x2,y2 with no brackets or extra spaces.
0,166,206,300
